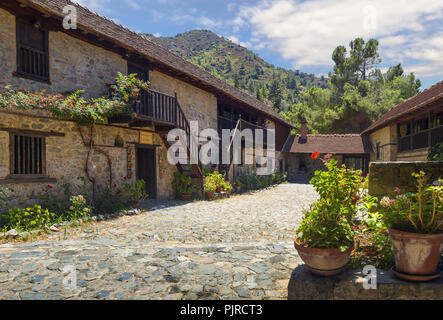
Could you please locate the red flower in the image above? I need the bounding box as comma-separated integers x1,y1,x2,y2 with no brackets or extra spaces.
47,185,53,190
311,152,320,160
124,177,127,181
116,190,121,195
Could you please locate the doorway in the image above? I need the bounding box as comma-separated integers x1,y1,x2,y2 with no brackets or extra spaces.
136,146,157,199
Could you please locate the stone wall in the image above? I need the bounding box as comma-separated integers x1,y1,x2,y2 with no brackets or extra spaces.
0,8,127,98
283,153,344,183
368,125,397,162
368,161,443,197
0,110,178,207
288,265,443,300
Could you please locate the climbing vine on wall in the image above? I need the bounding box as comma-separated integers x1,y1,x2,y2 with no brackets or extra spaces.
0,73,150,202
0,72,149,125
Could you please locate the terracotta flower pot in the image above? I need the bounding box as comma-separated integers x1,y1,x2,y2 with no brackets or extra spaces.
294,237,353,276
179,193,192,200
205,191,215,200
389,229,443,277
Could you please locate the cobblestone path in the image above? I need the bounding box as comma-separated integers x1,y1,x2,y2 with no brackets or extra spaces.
0,183,317,300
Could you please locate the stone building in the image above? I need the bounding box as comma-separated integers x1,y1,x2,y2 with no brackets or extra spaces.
281,120,371,183
362,80,443,162
0,0,293,206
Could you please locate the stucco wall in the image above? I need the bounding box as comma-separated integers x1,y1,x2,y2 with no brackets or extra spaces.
0,110,177,206
149,70,218,130
0,8,127,98
368,125,397,162
368,161,443,197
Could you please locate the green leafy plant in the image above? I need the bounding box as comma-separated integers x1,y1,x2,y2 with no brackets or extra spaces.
121,178,148,207
66,195,92,221
0,73,149,126
204,179,217,193
351,195,395,270
7,205,54,231
376,172,443,234
39,183,73,216
296,154,364,251
222,180,233,192
172,172,194,195
428,142,443,161
93,184,129,215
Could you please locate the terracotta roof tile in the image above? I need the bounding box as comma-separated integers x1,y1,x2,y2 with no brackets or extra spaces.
24,0,294,128
282,134,371,154
362,80,443,134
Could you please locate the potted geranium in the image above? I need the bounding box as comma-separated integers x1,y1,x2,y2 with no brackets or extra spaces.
204,179,217,200
377,172,443,281
294,153,364,276
171,172,194,200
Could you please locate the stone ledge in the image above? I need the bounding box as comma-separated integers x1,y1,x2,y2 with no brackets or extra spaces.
288,265,443,300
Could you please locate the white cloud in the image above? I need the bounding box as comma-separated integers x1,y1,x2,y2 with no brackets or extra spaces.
124,0,140,10
227,35,251,49
236,0,443,77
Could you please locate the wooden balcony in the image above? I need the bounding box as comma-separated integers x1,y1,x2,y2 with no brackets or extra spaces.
109,88,188,131
218,115,268,145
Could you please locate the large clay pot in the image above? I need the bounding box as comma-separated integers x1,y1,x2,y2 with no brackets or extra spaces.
294,237,353,276
389,229,443,276
205,191,215,200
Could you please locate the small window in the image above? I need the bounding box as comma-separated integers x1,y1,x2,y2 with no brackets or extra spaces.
15,18,49,82
10,134,46,177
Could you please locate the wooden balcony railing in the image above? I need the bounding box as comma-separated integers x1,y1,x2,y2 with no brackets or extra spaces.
218,115,268,144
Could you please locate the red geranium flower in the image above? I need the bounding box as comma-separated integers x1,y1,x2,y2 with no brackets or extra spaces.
47,185,53,190
311,152,320,160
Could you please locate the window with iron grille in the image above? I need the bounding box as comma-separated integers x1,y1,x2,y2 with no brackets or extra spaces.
15,18,49,82
10,134,46,177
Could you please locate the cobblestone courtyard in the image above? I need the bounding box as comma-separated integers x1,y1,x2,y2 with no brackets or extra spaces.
0,184,317,300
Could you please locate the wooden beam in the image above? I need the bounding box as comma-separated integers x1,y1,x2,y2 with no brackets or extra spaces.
0,127,65,137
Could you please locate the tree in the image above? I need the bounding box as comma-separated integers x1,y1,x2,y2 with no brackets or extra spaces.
268,79,283,112
386,63,404,82
329,38,381,100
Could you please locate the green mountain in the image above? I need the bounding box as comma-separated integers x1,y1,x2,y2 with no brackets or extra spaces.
143,30,328,113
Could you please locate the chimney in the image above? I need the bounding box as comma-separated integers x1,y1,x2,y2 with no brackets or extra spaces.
299,118,308,144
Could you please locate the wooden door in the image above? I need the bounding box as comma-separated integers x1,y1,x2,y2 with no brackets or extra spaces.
136,146,157,199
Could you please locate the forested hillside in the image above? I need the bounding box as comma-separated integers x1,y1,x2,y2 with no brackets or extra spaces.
143,30,328,113
144,31,422,134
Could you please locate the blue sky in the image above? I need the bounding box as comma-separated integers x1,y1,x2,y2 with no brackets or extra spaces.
76,0,443,89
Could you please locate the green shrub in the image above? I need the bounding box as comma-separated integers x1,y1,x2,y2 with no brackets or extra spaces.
172,172,194,195
296,156,364,251
39,183,72,216
371,172,443,234
120,178,148,206
65,195,92,221
93,184,129,215
7,205,55,231
204,179,217,193
428,142,443,161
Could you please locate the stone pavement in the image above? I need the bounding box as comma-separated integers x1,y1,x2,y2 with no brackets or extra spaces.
0,183,318,300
